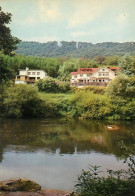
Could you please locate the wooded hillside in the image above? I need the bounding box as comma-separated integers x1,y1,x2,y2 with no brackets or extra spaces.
16,41,135,57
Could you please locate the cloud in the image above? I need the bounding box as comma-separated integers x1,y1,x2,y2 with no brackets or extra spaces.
71,32,89,37
25,35,59,43
67,0,109,28
38,0,62,22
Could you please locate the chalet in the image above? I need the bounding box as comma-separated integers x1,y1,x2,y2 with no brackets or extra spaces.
15,67,47,84
70,67,119,87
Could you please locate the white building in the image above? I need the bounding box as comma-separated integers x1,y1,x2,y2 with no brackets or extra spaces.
15,67,47,84
70,67,119,87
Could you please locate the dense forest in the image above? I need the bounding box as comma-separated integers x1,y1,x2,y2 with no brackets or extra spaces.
1,54,135,80
16,41,135,58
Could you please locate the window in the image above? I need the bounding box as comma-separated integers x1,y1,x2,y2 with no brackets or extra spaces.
37,72,40,75
80,74,83,77
32,72,35,75
103,73,105,76
37,77,40,79
106,72,109,76
28,72,31,75
74,76,77,78
103,69,105,71
99,72,102,76
87,74,90,77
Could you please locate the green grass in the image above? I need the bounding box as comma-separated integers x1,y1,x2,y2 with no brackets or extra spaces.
39,92,72,102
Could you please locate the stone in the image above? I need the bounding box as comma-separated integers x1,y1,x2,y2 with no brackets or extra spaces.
0,179,41,192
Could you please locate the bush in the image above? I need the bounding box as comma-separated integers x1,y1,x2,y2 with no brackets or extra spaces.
106,75,128,97
36,77,59,93
1,84,43,118
68,91,135,120
83,86,105,94
74,157,135,196
58,82,71,93
36,78,71,93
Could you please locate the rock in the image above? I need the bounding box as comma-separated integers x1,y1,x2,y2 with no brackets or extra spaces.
106,125,119,131
0,189,73,196
0,179,41,192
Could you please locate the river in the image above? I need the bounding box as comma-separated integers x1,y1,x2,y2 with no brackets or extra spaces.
0,118,135,191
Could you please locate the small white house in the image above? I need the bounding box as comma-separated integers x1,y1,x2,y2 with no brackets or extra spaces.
70,67,119,87
15,67,47,84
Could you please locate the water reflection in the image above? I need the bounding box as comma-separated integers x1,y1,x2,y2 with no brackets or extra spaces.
0,118,135,190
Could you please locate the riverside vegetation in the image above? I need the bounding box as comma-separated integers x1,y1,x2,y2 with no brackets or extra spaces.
0,52,135,119
0,6,135,195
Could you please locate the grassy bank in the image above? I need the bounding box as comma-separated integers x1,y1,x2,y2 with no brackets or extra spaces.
0,84,135,120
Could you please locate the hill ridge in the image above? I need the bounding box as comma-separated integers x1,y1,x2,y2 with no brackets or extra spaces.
16,41,135,58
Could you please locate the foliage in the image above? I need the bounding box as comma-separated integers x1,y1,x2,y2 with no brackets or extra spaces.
1,53,135,81
0,7,20,55
74,157,135,196
36,78,71,93
106,75,135,98
58,82,71,93
82,86,105,95
106,75,129,97
68,90,135,120
16,41,135,58
0,84,43,118
0,53,15,82
36,77,59,93
119,56,135,76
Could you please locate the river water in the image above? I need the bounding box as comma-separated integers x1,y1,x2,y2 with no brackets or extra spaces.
0,118,135,191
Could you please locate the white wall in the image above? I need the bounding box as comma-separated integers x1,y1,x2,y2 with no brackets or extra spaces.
71,67,116,83
15,81,27,84
19,69,47,80
92,68,115,79
19,70,26,75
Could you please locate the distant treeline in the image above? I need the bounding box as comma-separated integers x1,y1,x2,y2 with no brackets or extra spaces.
16,41,135,58
0,54,135,81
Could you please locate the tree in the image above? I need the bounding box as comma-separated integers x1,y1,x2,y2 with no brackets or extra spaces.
0,6,20,55
106,75,128,97
119,56,135,76
0,53,15,82
1,84,42,118
36,77,59,93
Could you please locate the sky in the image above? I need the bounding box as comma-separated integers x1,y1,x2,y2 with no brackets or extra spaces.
0,0,135,43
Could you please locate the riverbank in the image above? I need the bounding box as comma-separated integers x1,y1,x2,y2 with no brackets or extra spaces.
0,84,135,120
0,179,72,196
0,189,71,196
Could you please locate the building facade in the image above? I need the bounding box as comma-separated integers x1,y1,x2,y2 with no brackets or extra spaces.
70,67,119,87
15,67,47,84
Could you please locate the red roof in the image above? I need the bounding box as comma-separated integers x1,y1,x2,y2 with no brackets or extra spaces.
71,68,99,75
71,72,78,75
71,67,119,75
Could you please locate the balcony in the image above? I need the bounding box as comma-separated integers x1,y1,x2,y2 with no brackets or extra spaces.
15,78,36,83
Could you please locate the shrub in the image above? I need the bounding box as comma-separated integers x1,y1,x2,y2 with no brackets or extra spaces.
36,77,59,93
58,82,71,93
36,78,71,93
68,91,135,120
74,158,135,196
83,86,106,95
106,75,128,97
1,84,43,118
